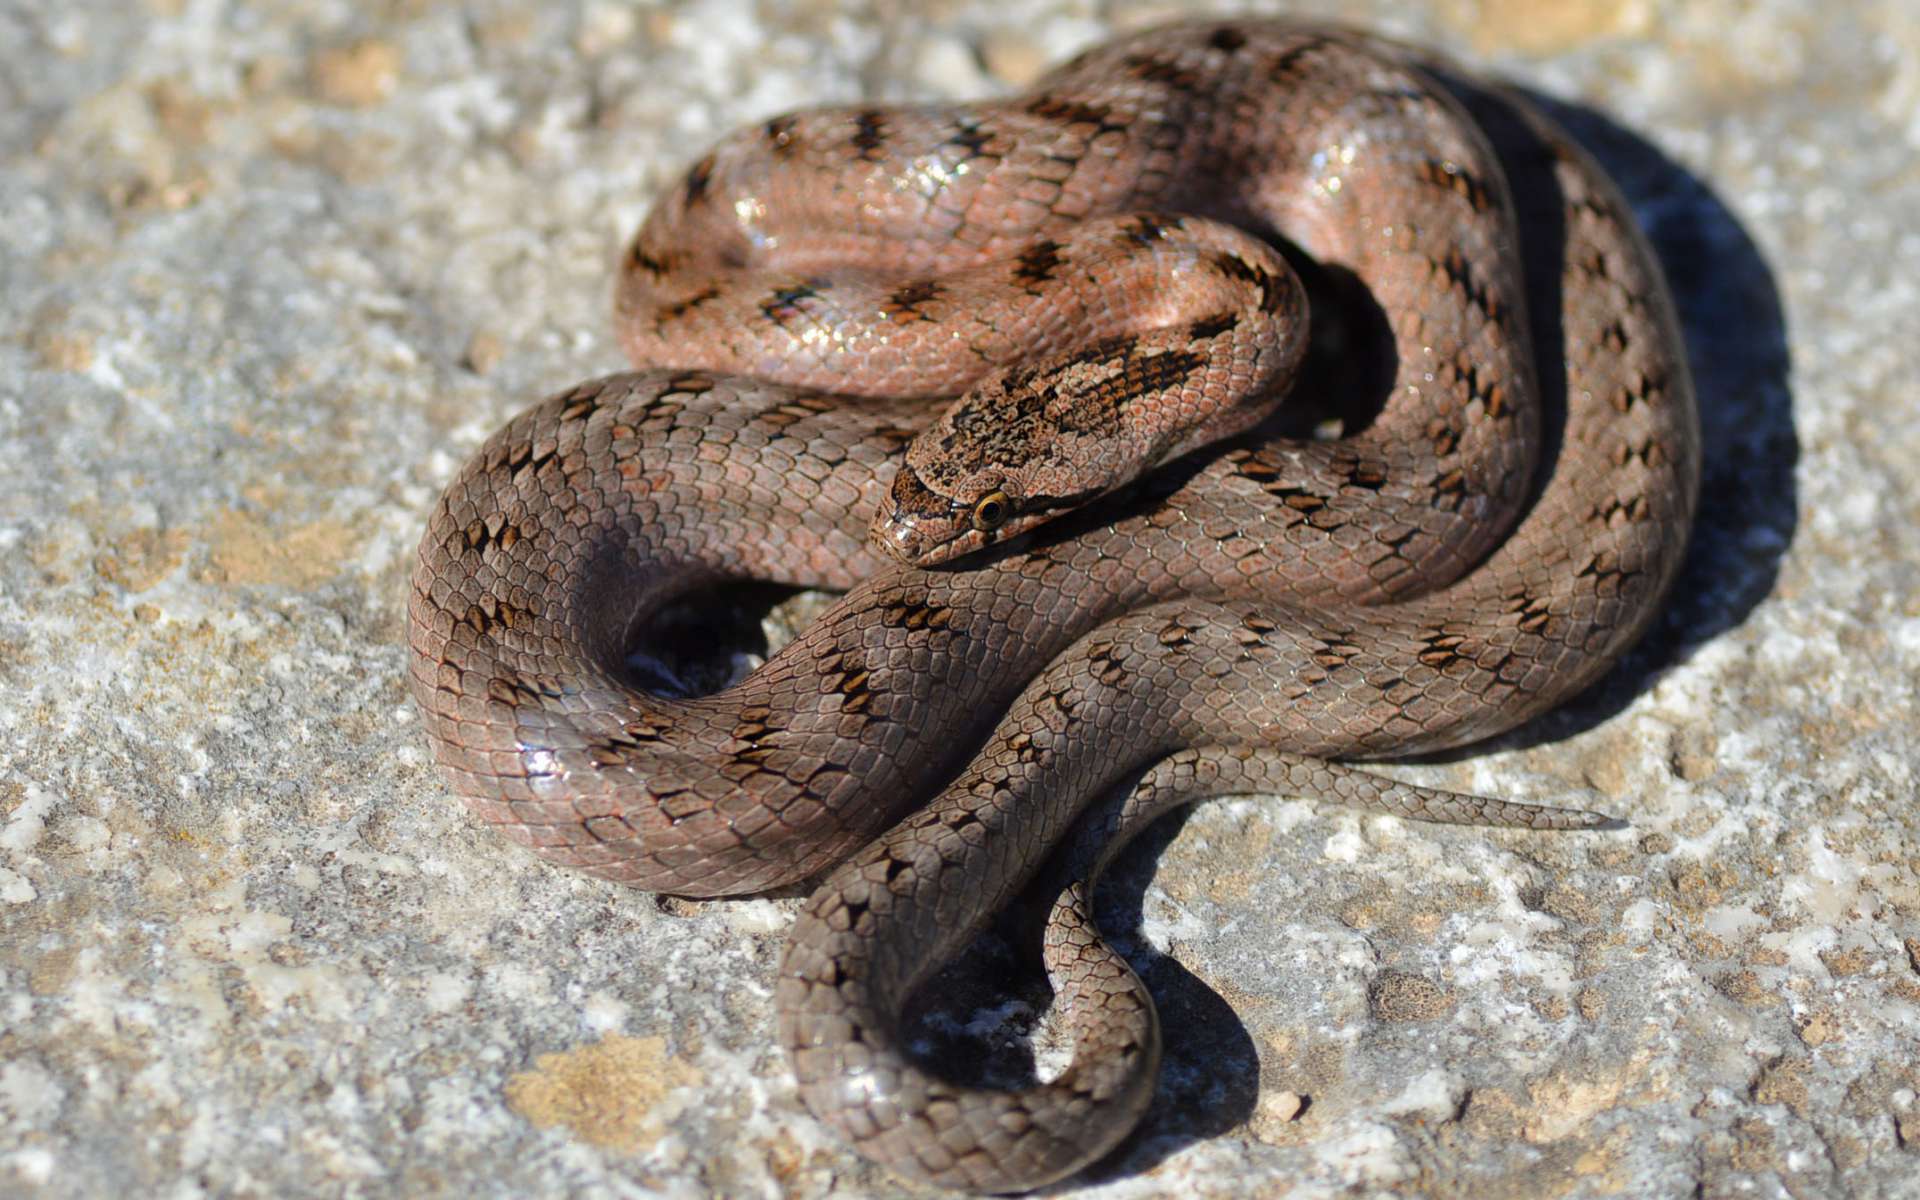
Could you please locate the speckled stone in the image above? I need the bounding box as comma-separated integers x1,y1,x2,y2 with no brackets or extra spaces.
3,1,1916,1197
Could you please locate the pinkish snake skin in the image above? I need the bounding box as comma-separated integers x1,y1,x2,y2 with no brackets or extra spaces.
406,20,1699,1192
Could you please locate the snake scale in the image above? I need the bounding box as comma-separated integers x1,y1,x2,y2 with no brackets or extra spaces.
406,20,1699,1192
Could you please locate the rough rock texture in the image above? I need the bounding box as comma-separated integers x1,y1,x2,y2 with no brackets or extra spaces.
2,1,1915,1197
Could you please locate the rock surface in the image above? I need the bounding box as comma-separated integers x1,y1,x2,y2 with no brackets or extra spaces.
3,1,1916,1196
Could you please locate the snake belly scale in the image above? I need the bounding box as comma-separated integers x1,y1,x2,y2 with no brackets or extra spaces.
405,20,1699,1192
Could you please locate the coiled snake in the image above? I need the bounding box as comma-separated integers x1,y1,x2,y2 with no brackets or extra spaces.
406,20,1698,1192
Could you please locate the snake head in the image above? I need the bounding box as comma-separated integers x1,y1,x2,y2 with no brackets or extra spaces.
868,349,1184,566
870,328,1298,566
872,463,1079,566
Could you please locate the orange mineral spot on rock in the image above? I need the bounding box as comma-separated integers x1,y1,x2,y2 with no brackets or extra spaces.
310,39,403,108
504,1034,703,1152
201,508,355,588
1448,0,1654,56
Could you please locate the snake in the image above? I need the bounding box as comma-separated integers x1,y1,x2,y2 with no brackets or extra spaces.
405,19,1699,1193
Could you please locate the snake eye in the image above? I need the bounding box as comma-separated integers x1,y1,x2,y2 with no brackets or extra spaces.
970,490,1013,532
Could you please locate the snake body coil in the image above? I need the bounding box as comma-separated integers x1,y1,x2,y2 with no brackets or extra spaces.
407,21,1698,1191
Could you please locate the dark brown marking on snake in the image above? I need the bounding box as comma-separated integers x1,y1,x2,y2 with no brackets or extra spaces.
460,603,495,636
731,702,776,745
1119,213,1181,244
655,373,711,398
1154,615,1198,650
629,243,670,276
761,282,823,324
588,728,659,767
945,404,1057,468
1416,631,1472,670
1273,486,1328,514
1613,436,1666,469
1232,629,1280,663
1334,452,1389,491
458,595,533,641
879,589,955,633
1209,249,1290,313
887,468,955,524
1011,239,1067,291
1023,96,1124,134
1066,340,1208,429
1449,353,1483,402
484,670,563,708
945,336,1210,457
1431,468,1470,502
1004,729,1042,763
1229,452,1282,483
852,110,889,161
755,394,837,430
1437,246,1505,322
765,114,801,157
557,386,605,424
1483,381,1510,420
503,441,558,480
1593,494,1651,526
828,665,877,715
622,716,669,744
661,283,723,321
723,743,782,780
1307,633,1363,671
1266,35,1333,83
1417,157,1497,212
1122,53,1206,94
1086,642,1131,687
1576,549,1637,589
1208,26,1249,53
944,118,996,159
1632,367,1671,409
1507,590,1554,633
883,279,945,321
459,518,523,556
683,153,717,206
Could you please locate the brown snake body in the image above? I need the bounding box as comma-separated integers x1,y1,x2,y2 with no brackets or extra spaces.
406,21,1699,1191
